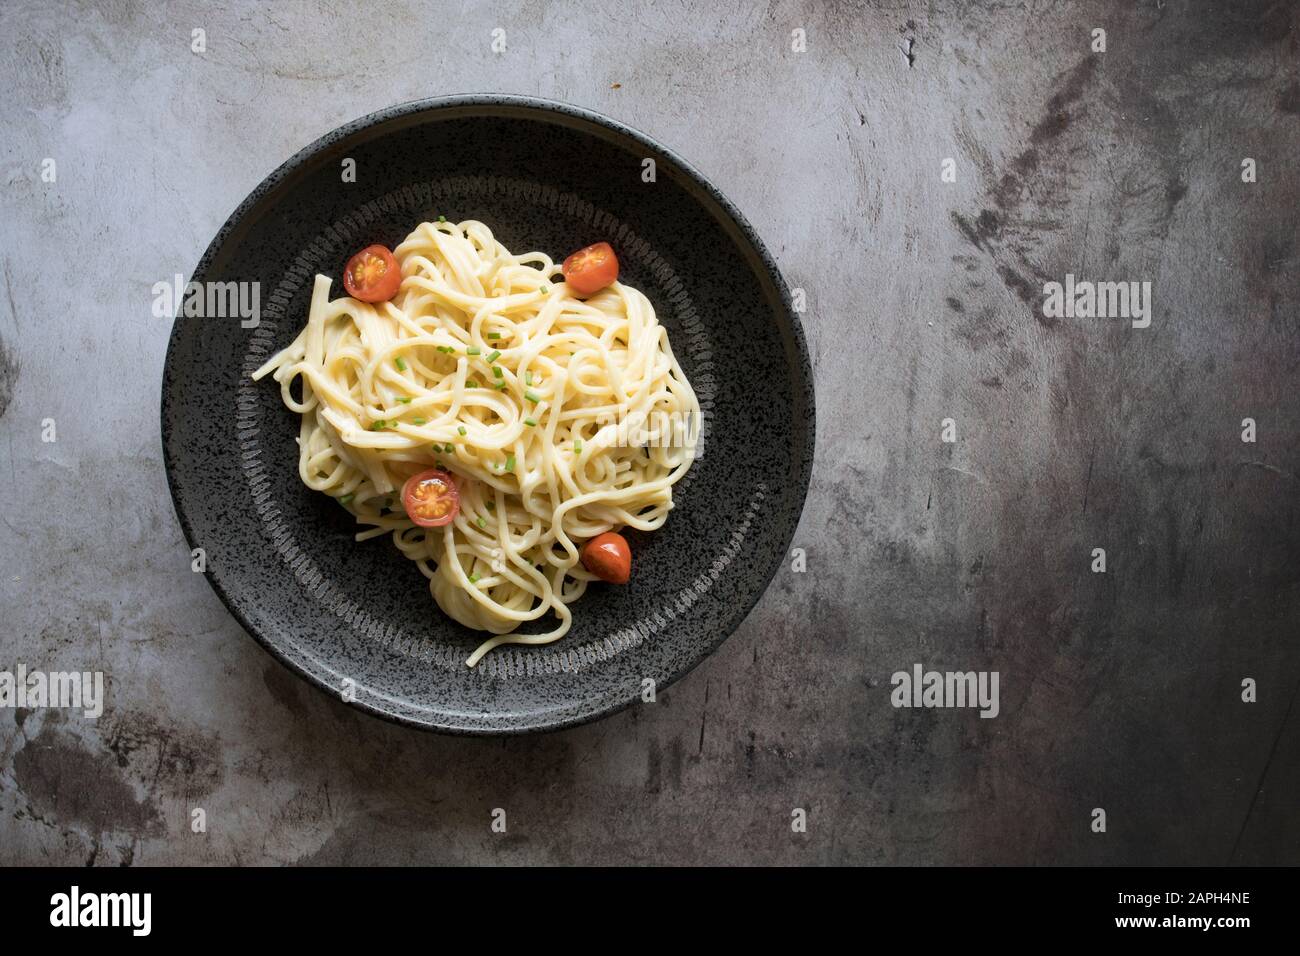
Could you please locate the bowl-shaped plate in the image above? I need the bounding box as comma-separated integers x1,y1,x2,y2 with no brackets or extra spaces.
161,95,814,734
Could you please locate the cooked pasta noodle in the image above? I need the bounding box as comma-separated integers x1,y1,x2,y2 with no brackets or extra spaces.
252,220,699,666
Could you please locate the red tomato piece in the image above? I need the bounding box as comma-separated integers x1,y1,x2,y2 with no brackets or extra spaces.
401,468,460,527
343,245,402,302
581,531,632,584
562,242,619,295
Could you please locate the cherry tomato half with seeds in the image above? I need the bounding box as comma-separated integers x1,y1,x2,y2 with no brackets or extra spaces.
343,244,402,303
401,468,460,527
581,531,632,584
561,242,619,296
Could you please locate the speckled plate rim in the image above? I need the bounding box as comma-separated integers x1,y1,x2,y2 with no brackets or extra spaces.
160,94,815,735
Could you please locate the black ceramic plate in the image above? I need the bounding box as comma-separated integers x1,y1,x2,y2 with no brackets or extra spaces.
161,96,813,734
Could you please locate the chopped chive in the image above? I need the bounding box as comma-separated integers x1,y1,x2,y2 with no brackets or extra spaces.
446,443,456,453
338,493,354,506
412,417,427,425
525,371,533,386
486,350,501,364
524,417,537,427
458,425,467,436
469,572,480,583
436,345,451,353
476,517,486,529
467,347,481,356
396,397,412,404
368,420,389,431
395,357,407,371
466,380,479,388
487,332,501,340
524,390,540,403
493,366,504,378
540,284,550,293
495,382,508,391
438,215,446,223
574,439,583,453
505,454,516,473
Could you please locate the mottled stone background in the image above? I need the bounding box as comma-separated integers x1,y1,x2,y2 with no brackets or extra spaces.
1,1,1296,865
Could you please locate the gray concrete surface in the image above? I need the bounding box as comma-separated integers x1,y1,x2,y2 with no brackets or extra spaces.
1,0,1298,865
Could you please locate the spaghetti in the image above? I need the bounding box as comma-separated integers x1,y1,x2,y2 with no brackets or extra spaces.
252,220,699,666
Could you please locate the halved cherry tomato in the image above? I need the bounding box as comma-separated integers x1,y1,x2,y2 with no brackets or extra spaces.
562,242,619,295
581,531,632,584
401,468,460,527
343,244,402,303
